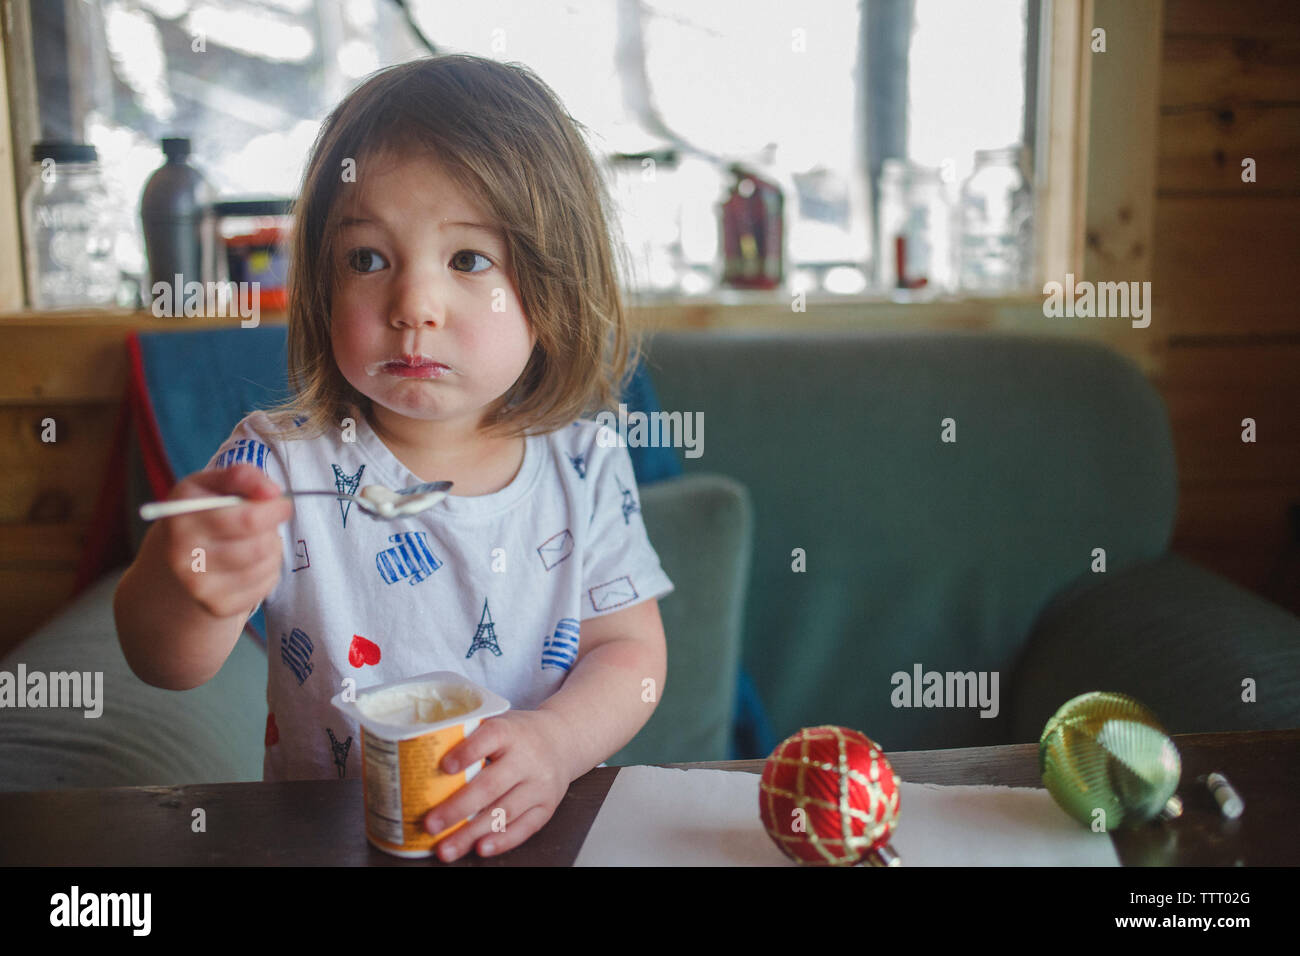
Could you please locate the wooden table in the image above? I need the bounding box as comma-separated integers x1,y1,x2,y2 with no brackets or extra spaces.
2,730,1295,866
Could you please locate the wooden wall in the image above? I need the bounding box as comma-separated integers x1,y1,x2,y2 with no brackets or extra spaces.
1151,0,1300,613
0,310,217,654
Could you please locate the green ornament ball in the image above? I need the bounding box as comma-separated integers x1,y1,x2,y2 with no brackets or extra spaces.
1039,691,1183,830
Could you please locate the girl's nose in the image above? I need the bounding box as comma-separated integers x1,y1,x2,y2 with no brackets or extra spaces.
389,271,447,330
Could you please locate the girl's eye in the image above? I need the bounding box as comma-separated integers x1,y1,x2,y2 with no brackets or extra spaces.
451,250,492,274
347,248,388,273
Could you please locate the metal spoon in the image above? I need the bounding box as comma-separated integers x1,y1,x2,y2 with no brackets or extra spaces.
139,481,454,521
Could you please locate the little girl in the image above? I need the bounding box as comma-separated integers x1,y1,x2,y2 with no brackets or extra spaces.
114,54,673,862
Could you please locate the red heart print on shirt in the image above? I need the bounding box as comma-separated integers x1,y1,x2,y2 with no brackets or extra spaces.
348,634,382,668
265,713,279,747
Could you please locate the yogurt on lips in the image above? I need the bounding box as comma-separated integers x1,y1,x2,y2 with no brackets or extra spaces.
365,354,452,379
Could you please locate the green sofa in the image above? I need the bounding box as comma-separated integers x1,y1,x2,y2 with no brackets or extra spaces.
3,327,1298,793
641,328,1300,751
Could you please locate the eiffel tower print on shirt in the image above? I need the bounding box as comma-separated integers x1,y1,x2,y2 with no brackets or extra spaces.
465,597,503,659
331,463,365,527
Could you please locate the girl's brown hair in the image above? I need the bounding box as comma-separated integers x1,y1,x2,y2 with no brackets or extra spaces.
264,54,638,442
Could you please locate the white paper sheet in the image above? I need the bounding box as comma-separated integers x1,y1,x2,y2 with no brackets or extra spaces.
573,766,1120,866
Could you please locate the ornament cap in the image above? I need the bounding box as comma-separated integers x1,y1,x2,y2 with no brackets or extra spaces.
867,843,902,867
1159,795,1183,821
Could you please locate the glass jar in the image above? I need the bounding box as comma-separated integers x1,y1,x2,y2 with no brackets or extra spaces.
22,142,120,309
875,159,954,296
957,146,1033,294
607,149,687,296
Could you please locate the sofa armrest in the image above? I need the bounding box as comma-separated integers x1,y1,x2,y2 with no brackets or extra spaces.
608,473,753,765
0,569,268,791
1010,553,1300,742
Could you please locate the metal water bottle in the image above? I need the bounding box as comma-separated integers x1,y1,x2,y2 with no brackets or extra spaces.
140,137,213,311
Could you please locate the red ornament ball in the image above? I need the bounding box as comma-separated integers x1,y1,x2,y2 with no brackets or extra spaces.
759,725,900,865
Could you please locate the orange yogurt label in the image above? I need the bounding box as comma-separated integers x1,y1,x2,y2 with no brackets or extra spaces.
361,720,481,854
334,672,509,859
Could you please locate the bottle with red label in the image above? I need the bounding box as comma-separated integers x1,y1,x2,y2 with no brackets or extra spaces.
719,163,783,290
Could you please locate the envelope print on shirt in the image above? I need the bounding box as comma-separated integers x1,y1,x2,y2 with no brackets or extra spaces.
537,529,574,571
589,575,639,612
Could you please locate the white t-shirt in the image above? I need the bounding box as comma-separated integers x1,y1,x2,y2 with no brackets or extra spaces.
206,410,674,782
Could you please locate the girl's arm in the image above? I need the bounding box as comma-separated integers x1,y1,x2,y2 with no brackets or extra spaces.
115,464,291,690
536,598,668,782
114,522,255,691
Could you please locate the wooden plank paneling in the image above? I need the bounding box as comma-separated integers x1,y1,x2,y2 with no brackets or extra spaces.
1172,483,1298,553
0,522,87,566
1153,343,1300,483
1171,481,1300,599
0,17,25,310
1158,105,1300,193
1039,0,1091,283
0,524,88,657
1164,0,1300,40
1083,0,1164,284
0,405,118,523
1160,34,1300,107
0,311,287,404
0,569,80,659
1153,341,1300,386
1163,391,1300,483
1151,196,1300,335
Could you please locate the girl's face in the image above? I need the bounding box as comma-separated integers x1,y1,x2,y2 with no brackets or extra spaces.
329,150,537,439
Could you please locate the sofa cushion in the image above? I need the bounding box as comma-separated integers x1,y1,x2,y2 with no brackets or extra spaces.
0,570,269,790
1010,552,1300,741
643,329,1179,750
610,473,752,764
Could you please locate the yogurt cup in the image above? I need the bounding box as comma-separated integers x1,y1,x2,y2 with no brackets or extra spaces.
331,671,510,858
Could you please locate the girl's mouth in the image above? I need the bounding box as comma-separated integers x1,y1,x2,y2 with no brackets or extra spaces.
365,357,452,378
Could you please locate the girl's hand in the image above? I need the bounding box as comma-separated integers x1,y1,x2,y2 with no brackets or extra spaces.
422,709,572,861
159,463,292,620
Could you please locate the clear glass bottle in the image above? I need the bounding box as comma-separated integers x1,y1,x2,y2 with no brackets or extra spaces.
957,146,1033,294
22,142,120,309
875,159,954,296
607,148,686,297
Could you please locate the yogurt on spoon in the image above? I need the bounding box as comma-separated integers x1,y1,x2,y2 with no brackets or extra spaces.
358,483,450,517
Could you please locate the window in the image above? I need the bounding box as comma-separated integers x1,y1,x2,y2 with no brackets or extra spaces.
9,0,1040,306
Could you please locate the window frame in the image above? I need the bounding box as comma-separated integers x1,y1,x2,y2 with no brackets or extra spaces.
0,0,1162,313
